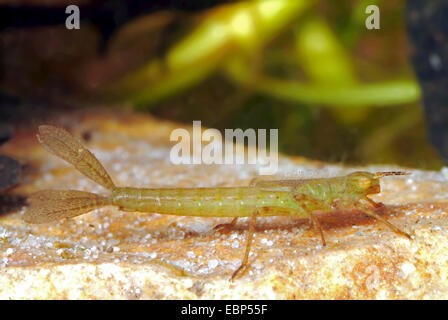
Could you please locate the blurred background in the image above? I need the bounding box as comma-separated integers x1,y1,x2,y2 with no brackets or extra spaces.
0,0,446,173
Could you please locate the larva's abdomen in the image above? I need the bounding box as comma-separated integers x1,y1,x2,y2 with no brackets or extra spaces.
111,187,298,217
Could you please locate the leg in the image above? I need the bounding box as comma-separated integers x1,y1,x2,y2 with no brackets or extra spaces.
249,177,261,186
309,212,326,246
364,196,382,209
214,217,238,233
231,211,258,280
293,194,329,246
358,200,412,240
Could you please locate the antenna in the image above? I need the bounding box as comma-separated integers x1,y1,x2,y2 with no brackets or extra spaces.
374,171,410,178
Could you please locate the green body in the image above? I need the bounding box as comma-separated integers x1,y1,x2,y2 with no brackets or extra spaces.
111,172,380,218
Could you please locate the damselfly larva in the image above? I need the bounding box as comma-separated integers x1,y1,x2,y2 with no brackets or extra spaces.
25,125,412,279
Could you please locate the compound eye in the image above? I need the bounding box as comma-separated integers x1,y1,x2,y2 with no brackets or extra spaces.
356,177,371,189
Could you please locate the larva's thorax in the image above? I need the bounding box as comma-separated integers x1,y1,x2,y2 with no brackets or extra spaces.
298,172,380,204
262,172,381,206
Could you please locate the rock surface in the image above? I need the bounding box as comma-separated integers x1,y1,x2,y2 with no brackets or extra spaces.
1,110,448,299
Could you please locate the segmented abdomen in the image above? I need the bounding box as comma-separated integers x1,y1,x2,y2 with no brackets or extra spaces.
111,187,298,217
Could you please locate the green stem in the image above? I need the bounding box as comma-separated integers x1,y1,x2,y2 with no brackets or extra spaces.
233,74,421,107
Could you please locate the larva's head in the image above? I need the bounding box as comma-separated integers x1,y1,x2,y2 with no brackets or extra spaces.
347,172,380,196
346,171,409,196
